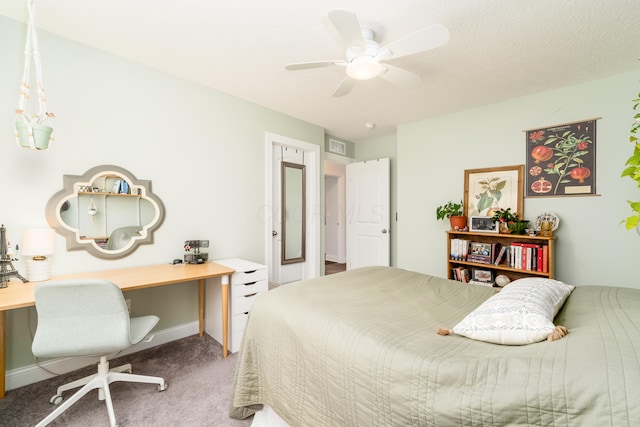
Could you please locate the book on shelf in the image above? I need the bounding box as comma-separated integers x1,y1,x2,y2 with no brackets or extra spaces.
469,241,492,264
461,268,471,283
450,238,471,261
461,240,470,260
506,242,548,272
494,245,507,265
523,243,541,271
537,248,543,272
491,242,501,263
466,254,491,264
451,266,471,283
510,243,522,269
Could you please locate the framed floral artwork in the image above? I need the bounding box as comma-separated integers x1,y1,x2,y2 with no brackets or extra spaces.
464,165,524,219
525,119,598,197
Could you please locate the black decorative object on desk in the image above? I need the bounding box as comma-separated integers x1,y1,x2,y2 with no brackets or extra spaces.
183,240,210,264
0,224,28,287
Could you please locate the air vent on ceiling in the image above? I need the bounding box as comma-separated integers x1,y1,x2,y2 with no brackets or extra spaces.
329,139,346,155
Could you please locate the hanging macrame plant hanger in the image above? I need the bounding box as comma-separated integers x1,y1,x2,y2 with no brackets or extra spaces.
14,0,54,151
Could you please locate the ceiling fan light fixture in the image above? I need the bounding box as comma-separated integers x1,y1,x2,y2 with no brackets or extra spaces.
346,56,381,80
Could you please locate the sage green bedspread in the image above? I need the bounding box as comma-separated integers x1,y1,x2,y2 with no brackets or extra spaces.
230,266,640,426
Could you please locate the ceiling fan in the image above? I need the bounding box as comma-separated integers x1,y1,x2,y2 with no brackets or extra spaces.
285,10,450,97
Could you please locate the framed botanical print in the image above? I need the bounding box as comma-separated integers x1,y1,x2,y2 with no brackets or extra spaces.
525,119,598,197
464,165,524,219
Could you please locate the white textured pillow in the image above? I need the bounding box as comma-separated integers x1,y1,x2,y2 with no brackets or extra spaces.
452,277,575,345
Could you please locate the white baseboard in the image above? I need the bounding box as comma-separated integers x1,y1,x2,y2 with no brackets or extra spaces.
6,321,200,391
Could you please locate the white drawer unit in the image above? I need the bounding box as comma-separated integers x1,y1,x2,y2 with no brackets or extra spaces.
206,258,268,353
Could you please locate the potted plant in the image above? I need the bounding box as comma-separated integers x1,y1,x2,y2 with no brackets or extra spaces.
436,200,467,230
489,207,521,234
621,86,640,232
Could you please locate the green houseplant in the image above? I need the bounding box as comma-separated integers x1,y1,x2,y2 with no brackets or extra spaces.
622,87,640,231
489,207,524,234
436,200,467,230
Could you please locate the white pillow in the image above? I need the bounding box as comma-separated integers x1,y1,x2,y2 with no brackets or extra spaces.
452,277,575,345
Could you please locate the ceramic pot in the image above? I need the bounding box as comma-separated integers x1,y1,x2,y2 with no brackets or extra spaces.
508,220,530,235
499,222,512,234
449,216,467,231
15,121,53,150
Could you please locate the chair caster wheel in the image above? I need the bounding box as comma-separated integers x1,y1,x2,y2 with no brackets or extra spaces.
158,383,168,392
50,394,63,405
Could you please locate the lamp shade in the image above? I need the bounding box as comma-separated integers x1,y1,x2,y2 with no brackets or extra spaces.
21,228,55,257
346,56,382,80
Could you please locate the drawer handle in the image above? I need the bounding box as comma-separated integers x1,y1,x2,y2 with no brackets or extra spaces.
245,270,257,274
243,281,257,286
244,293,257,298
243,312,249,315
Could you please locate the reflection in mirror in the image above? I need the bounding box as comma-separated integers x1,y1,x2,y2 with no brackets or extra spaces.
46,165,165,259
281,161,306,264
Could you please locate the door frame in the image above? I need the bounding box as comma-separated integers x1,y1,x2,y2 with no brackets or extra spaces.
265,132,320,283
324,153,352,265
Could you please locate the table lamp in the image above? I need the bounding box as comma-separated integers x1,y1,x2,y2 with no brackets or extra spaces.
21,228,55,282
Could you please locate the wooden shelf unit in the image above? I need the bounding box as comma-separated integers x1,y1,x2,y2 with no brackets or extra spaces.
77,191,140,197
446,230,556,282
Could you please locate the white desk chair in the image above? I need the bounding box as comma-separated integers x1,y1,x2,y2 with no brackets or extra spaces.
32,279,167,427
104,226,142,251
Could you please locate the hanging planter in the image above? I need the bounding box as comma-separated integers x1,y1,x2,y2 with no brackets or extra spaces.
14,0,55,151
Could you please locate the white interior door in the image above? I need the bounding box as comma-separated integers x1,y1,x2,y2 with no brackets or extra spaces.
267,133,320,285
346,158,390,269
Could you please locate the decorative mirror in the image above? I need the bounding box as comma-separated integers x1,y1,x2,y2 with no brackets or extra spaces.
281,161,306,264
45,165,165,259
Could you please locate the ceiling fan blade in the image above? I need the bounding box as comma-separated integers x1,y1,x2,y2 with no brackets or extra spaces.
379,64,422,88
381,23,450,59
328,9,365,50
333,77,356,97
285,60,346,71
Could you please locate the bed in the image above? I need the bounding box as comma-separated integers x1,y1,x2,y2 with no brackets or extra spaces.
229,266,640,426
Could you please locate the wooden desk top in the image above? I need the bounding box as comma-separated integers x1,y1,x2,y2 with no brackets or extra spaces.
0,262,235,312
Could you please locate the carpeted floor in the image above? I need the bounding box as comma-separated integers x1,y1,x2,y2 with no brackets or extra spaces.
0,334,253,426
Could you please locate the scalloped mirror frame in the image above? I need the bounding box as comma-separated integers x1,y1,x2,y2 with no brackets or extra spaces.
45,165,165,259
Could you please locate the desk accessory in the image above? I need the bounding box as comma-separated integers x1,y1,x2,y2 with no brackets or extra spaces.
184,240,209,264
0,224,28,286
21,228,55,281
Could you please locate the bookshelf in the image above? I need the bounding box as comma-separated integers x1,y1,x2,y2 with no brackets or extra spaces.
446,230,556,284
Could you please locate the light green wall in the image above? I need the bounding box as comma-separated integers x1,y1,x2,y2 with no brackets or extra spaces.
397,71,640,289
355,133,398,266
1,16,324,371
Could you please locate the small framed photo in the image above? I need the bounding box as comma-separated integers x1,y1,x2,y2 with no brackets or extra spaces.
469,216,498,233
472,268,494,283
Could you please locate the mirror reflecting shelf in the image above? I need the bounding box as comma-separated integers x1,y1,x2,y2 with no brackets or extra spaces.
46,165,165,259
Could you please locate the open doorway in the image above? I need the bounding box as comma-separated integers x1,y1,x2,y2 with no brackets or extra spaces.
324,155,350,275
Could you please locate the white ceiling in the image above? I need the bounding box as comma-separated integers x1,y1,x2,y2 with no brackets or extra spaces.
1,0,639,142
